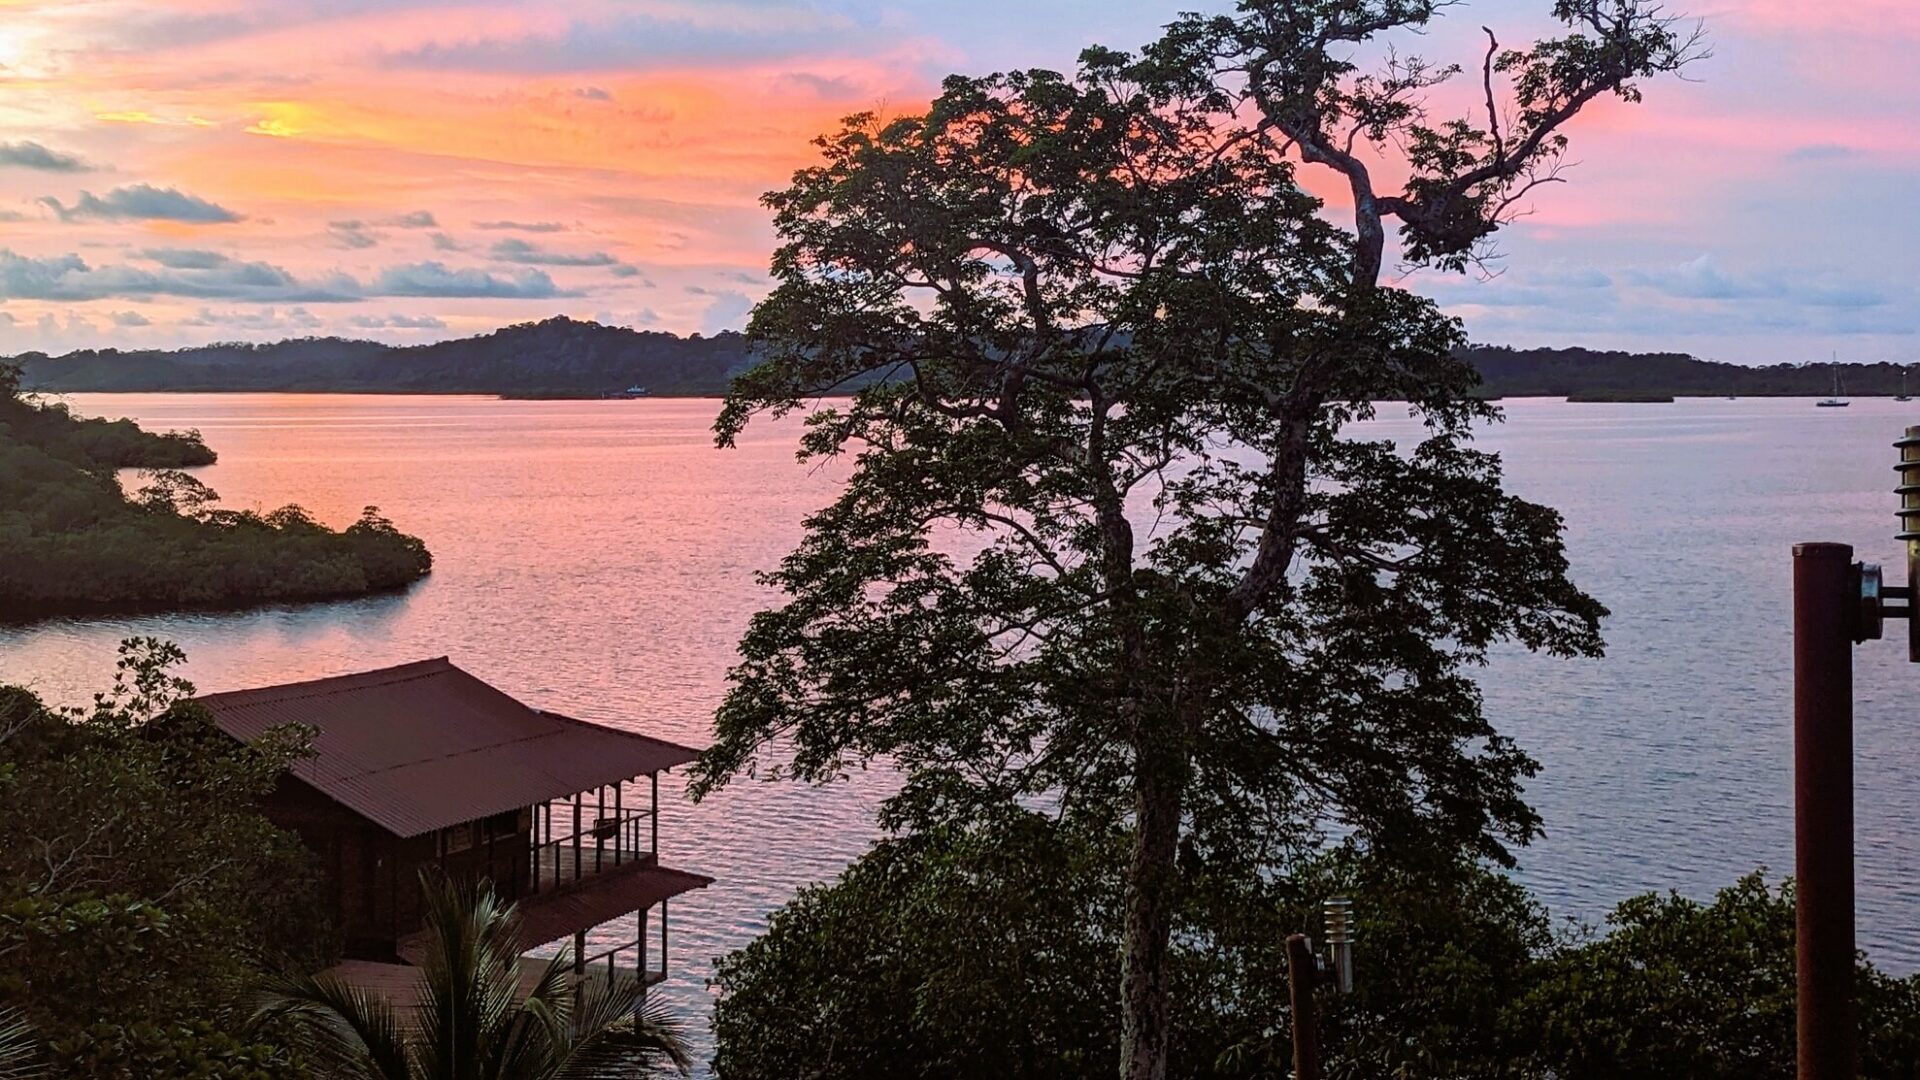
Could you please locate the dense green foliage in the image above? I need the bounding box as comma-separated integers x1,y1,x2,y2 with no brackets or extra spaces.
712,820,1920,1079
712,811,1125,1079
0,641,331,1079
1506,875,1920,1078
0,387,214,470
262,874,690,1080
0,363,430,616
16,316,752,397
41,1020,297,1080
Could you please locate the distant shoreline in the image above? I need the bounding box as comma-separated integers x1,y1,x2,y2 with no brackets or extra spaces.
44,388,729,399
16,316,1919,401
42,390,1920,402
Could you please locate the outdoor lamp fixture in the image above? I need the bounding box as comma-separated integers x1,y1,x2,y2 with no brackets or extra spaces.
1791,424,1920,1080
1322,897,1356,995
1285,896,1357,1080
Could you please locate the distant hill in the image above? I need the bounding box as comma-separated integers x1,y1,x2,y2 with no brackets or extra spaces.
15,317,754,396
11,319,1912,399
1460,345,1914,399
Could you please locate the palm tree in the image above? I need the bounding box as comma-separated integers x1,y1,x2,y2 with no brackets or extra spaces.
260,876,690,1079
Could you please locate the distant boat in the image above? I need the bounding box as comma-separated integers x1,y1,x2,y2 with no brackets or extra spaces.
622,385,650,398
1818,359,1849,407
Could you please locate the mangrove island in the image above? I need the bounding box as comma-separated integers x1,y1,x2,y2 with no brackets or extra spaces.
0,363,432,618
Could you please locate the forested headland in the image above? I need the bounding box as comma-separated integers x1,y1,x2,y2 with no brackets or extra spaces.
1468,345,1917,398
0,364,431,619
13,316,752,398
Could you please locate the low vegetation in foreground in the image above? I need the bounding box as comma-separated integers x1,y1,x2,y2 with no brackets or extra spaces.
711,811,1920,1079
0,641,332,1078
0,363,430,618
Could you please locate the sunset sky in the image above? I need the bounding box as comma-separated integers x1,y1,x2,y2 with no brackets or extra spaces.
0,0,1911,363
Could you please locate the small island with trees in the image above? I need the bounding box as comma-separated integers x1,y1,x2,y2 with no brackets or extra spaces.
0,363,432,619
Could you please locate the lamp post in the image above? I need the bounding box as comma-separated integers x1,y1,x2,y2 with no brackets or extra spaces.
1287,896,1356,1080
1791,425,1920,1080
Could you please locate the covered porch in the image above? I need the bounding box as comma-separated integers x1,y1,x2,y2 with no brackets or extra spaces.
332,861,712,1015
526,771,665,892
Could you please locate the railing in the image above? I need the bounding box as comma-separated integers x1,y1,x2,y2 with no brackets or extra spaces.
529,812,653,891
565,897,671,991
528,775,660,894
575,935,666,989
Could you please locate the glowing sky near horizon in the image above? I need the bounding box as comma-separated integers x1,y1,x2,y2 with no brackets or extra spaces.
0,0,1912,362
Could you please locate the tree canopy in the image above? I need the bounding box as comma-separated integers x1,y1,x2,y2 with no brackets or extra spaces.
696,2,1700,1076
0,640,331,1079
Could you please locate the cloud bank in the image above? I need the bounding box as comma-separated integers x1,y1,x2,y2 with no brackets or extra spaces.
39,184,243,223
0,249,573,303
488,237,618,267
0,141,92,172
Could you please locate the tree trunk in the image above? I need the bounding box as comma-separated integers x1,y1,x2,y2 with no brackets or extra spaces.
1120,737,1188,1080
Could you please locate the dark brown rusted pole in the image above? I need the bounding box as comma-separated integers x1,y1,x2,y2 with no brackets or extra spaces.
1794,541,1856,1080
1286,933,1320,1080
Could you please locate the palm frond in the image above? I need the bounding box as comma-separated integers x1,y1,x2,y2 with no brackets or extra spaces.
265,873,690,1080
550,982,691,1079
519,949,577,1017
484,950,579,1079
256,970,414,1080
413,874,528,1079
0,1009,44,1080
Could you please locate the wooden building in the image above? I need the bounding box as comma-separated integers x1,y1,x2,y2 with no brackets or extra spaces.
197,657,712,1000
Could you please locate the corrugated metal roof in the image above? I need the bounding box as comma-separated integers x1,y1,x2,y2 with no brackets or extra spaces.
196,657,701,838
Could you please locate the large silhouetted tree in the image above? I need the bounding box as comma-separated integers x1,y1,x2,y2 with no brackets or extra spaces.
695,4,1699,1078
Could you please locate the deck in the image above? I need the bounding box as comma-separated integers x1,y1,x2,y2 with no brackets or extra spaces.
395,861,714,966
323,956,665,1017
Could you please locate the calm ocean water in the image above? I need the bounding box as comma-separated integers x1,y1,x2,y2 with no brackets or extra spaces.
5,393,1918,1059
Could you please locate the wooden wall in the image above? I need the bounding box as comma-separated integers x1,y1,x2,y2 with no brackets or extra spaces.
262,778,532,959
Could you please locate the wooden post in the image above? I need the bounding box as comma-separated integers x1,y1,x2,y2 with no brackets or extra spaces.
1286,933,1320,1080
613,783,624,866
1794,542,1857,1080
387,852,398,943
572,792,582,883
573,929,586,1000
637,903,650,1012
650,772,659,860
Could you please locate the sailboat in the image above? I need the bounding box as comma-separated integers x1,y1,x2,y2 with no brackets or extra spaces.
1818,355,1849,407
1898,368,1912,403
